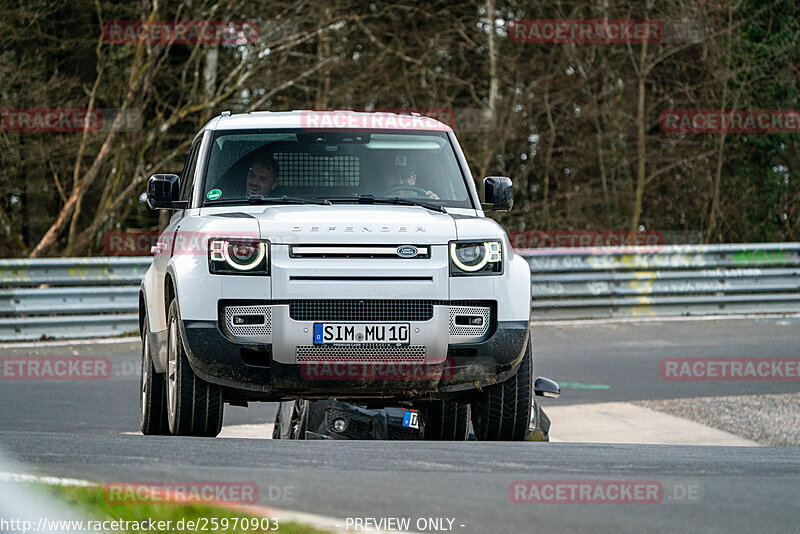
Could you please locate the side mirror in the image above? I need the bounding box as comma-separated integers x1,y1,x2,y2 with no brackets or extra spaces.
482,176,513,212
534,377,561,398
146,174,186,210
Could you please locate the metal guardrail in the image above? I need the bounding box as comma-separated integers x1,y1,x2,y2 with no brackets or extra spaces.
523,243,800,319
0,257,149,340
0,243,798,340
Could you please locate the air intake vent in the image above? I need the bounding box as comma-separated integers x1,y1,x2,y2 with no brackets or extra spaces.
296,344,426,363
289,300,434,322
290,245,430,259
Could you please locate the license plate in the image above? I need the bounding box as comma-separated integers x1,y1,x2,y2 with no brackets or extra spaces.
313,323,410,344
402,411,419,429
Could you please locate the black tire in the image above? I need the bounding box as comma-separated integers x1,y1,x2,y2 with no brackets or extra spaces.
471,338,533,441
526,400,551,442
166,300,224,437
289,400,310,439
420,401,471,441
140,321,169,435
273,400,310,439
272,401,295,439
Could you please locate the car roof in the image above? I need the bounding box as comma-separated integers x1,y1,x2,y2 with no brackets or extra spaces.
199,110,454,134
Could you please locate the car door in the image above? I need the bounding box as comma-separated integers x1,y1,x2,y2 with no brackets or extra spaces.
150,137,202,335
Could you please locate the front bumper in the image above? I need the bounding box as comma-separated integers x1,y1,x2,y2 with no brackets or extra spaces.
180,316,528,401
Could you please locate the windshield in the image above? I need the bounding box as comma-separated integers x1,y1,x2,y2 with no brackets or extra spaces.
201,129,473,208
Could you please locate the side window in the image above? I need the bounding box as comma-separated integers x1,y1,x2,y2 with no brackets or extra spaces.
180,140,201,203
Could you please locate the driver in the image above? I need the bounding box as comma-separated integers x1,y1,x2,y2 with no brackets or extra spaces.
245,156,279,197
386,169,439,200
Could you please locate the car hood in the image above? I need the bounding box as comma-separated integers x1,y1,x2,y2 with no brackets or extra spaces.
198,204,458,244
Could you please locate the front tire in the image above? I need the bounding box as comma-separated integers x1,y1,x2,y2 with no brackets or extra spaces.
273,400,310,439
140,320,169,435
419,401,471,441
166,300,224,437
471,338,533,441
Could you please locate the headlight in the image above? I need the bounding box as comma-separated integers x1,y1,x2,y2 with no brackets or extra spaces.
449,241,502,275
209,239,268,274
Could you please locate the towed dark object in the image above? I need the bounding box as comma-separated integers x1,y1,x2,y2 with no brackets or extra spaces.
273,384,556,441
273,399,424,440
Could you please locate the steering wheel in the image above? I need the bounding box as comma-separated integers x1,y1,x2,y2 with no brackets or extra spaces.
383,185,431,197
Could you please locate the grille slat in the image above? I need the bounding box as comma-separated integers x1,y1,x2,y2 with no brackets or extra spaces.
289,300,433,322
290,245,430,259
327,408,374,439
296,344,426,362
387,424,421,440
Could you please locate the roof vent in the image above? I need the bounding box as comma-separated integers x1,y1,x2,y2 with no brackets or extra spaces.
221,110,231,116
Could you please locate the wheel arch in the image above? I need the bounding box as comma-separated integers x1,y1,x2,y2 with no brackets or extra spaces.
164,272,176,310
139,290,146,339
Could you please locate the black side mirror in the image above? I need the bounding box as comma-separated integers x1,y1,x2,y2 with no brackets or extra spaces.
146,174,186,210
482,176,513,212
534,377,561,398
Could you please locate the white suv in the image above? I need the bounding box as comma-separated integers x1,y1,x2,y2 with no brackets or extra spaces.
138,110,557,441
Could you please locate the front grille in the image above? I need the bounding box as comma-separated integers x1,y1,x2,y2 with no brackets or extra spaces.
290,245,430,259
327,408,374,439
296,344,426,363
387,424,421,440
289,300,434,321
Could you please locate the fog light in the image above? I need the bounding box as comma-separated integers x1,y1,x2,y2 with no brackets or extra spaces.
332,418,348,432
455,315,484,326
232,314,264,325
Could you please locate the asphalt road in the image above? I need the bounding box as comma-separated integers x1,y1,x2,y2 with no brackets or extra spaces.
533,316,800,405
1,317,799,533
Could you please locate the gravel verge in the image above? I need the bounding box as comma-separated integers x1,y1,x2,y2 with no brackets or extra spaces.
633,393,800,446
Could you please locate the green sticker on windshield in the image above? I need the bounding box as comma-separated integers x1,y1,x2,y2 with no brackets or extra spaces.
207,189,222,200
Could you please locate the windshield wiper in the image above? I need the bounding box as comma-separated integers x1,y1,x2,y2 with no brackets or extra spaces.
206,195,331,206
320,195,446,213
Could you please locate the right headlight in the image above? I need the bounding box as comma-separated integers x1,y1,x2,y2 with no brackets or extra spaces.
449,241,502,275
209,238,269,274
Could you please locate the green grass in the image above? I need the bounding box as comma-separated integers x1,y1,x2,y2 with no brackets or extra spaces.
45,484,332,534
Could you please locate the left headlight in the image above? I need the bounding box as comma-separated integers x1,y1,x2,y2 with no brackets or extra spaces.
209,238,269,274
449,241,502,275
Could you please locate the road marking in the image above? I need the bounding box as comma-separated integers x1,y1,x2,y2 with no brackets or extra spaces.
123,423,275,440
558,381,610,390
547,401,761,446
218,423,274,439
0,471,96,487
1,471,396,534
3,313,797,347
0,337,138,348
